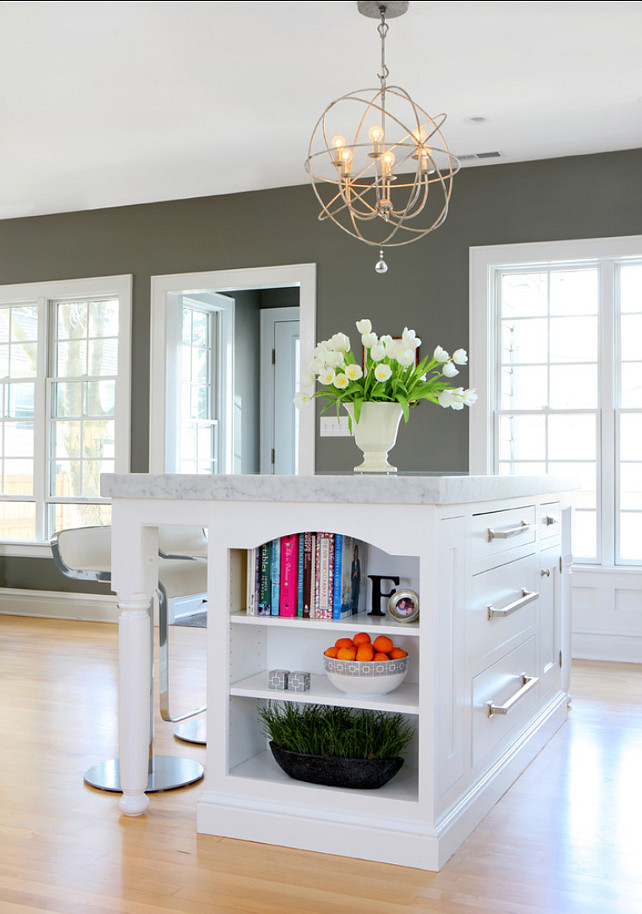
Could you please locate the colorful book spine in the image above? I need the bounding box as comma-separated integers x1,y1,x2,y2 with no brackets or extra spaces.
332,534,344,619
246,547,257,615
296,534,305,617
258,541,272,616
315,532,334,619
279,534,298,617
301,532,314,619
270,537,280,616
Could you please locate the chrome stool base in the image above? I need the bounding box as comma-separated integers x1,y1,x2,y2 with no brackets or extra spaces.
84,755,204,793
174,718,207,745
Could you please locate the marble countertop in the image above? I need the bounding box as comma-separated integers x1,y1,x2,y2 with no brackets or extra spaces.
101,473,576,506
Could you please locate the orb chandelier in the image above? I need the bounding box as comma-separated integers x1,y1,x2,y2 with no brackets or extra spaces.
305,1,460,272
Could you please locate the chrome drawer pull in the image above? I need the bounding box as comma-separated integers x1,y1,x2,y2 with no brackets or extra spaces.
487,673,539,717
486,521,534,542
543,515,558,526
487,588,538,620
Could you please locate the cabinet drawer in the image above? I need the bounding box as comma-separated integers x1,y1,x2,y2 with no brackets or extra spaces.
471,504,536,568
472,635,539,768
538,501,562,541
470,554,538,664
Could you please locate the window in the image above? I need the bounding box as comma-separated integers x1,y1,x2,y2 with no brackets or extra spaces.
178,301,221,475
0,276,131,552
470,236,642,567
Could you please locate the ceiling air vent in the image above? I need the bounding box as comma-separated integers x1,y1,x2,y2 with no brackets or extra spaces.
457,151,503,161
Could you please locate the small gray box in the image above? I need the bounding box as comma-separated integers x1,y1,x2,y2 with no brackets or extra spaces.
288,670,311,692
268,669,289,690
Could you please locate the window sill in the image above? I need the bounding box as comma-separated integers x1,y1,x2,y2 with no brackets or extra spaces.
0,542,53,558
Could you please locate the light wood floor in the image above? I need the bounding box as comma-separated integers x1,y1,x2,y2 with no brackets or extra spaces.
1,614,641,914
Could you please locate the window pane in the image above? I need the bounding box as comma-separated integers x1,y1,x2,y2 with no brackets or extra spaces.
498,461,546,476
548,414,596,460
83,420,115,459
501,366,548,410
88,338,118,376
0,345,8,378
86,380,115,417
191,310,209,347
0,311,10,343
89,299,119,337
54,421,81,459
51,502,111,532
4,423,33,458
82,460,113,496
550,316,597,363
53,461,82,497
619,513,642,562
550,269,598,316
621,364,642,408
501,319,548,364
10,342,37,378
573,510,597,559
549,365,597,408
11,307,38,342
53,381,83,418
619,263,642,313
620,465,642,510
501,273,547,317
499,414,546,461
0,502,36,540
620,413,642,460
57,340,87,376
1,459,34,495
7,383,34,419
57,302,87,340
621,315,642,361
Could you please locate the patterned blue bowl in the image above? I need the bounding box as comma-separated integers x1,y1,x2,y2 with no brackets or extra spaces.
324,655,408,696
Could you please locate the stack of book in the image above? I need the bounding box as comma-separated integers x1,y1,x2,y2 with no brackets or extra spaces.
246,533,368,620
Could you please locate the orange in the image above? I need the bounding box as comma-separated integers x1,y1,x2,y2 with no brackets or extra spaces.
335,637,354,650
337,647,356,661
324,646,338,658
355,644,375,662
373,635,394,654
373,652,389,661
389,647,407,659
352,632,371,646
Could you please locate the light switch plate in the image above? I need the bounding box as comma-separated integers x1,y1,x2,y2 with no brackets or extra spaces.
320,416,351,437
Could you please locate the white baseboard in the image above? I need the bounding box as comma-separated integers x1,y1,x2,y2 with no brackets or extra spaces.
572,630,642,663
0,587,118,623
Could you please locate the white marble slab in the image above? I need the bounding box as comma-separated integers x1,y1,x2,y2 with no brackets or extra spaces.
101,473,576,506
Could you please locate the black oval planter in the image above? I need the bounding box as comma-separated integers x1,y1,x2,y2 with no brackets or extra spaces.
269,741,404,789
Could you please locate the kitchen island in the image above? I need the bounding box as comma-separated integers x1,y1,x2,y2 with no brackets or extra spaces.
102,473,573,870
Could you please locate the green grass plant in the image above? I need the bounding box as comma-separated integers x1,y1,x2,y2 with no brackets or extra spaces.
258,703,415,760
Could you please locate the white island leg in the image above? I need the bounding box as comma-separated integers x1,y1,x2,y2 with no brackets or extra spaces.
117,595,152,816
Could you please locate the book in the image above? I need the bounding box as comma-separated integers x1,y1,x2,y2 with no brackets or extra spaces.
315,532,334,619
336,535,368,616
301,532,314,619
246,547,259,615
279,534,298,617
257,541,272,616
296,534,304,617
270,537,280,616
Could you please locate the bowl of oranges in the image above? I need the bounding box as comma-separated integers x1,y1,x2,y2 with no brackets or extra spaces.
323,633,409,697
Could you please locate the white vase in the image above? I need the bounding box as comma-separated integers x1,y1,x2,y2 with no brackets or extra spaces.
344,402,404,474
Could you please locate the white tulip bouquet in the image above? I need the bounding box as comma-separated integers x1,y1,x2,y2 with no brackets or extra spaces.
294,319,477,423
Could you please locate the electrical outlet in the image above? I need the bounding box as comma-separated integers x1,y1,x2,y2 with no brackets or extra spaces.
320,416,351,437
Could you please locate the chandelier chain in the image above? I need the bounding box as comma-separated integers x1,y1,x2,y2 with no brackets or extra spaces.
377,8,389,84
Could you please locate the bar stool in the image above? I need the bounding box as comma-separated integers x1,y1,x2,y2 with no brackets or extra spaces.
51,524,206,792
158,527,208,746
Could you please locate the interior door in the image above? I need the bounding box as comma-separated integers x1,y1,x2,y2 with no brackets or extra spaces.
260,307,300,474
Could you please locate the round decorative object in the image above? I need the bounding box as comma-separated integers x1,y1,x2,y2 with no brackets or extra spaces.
269,742,404,789
324,654,408,696
387,589,420,623
344,401,403,474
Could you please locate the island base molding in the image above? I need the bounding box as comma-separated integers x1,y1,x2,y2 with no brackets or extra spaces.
197,695,568,871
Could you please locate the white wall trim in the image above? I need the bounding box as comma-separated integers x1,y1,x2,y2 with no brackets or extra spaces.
0,587,118,623
572,632,642,663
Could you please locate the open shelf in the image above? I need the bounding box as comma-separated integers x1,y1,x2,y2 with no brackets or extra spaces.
230,610,420,637
228,749,420,803
230,671,419,713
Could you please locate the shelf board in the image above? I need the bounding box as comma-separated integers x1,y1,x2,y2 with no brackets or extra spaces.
230,611,420,636
230,672,419,714
228,749,419,803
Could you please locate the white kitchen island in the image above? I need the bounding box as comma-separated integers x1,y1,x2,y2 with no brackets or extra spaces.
102,473,573,871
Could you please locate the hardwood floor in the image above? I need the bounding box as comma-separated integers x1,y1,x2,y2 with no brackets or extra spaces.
0,613,640,913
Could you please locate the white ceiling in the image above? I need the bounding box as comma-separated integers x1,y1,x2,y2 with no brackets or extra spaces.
1,0,641,221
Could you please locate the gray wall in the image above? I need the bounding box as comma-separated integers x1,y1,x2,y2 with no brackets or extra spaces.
1,148,641,590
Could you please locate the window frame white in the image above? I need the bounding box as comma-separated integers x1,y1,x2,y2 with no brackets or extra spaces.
469,235,642,569
0,275,132,557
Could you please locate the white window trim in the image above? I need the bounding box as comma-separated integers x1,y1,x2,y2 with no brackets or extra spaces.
149,264,316,476
469,235,642,570
0,275,132,557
